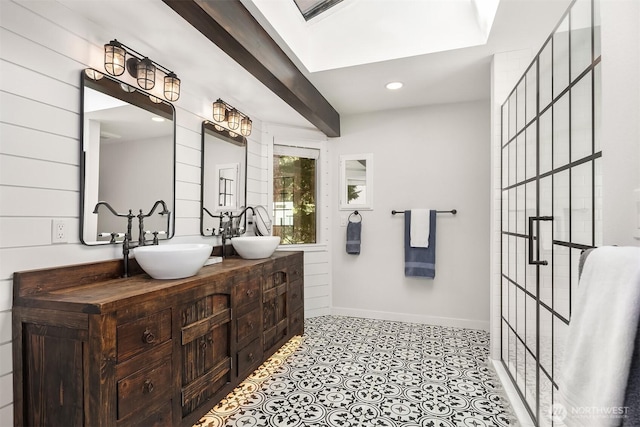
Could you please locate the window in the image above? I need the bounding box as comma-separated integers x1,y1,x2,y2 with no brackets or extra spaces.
273,145,319,244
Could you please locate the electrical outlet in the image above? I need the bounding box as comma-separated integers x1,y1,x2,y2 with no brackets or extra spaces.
52,219,67,244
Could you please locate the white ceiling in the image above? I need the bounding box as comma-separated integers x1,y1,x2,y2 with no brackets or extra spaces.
52,0,571,132
244,0,571,116
246,0,500,72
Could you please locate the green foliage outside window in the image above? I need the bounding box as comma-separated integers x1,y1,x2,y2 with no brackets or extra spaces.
273,155,316,244
347,184,362,202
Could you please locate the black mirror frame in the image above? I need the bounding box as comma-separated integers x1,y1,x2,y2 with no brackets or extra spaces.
200,120,248,237
79,68,177,245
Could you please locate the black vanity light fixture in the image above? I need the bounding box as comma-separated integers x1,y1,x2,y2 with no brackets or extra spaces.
103,39,181,102
212,98,252,137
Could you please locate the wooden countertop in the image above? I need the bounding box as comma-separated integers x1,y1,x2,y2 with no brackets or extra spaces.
13,251,300,314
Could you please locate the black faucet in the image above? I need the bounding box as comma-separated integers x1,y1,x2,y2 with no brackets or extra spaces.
137,200,170,246
93,201,136,241
93,200,170,277
202,206,256,258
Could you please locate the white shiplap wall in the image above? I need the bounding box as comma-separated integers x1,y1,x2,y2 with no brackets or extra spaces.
0,0,331,419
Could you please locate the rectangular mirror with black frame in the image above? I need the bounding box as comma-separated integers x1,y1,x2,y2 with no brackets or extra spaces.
200,120,247,236
80,68,176,245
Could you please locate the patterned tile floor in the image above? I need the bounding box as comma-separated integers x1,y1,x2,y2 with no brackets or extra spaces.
196,316,518,427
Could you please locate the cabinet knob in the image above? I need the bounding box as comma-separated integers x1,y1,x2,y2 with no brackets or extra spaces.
246,289,255,298
248,352,254,361
248,321,254,330
142,328,156,344
200,338,207,350
143,379,154,394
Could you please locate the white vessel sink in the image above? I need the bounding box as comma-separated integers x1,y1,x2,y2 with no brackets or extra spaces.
231,236,280,259
133,243,213,279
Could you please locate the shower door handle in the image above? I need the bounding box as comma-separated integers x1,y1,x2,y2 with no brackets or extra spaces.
528,216,553,266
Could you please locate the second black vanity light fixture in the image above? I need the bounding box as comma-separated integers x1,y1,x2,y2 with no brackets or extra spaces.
212,98,252,137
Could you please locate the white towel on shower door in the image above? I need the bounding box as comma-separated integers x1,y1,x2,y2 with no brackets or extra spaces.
558,246,640,427
410,209,430,248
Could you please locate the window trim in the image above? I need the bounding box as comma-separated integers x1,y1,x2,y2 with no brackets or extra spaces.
267,131,328,247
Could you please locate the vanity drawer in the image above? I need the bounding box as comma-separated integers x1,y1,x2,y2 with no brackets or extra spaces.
122,403,173,427
237,338,263,378
117,308,172,362
237,309,261,347
287,260,303,283
117,354,172,421
234,272,261,312
289,279,303,312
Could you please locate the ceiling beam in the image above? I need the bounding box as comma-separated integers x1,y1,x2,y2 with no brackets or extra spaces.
161,0,341,137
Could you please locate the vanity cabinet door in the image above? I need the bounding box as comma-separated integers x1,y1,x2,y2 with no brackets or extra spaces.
263,266,288,355
289,279,304,336
287,252,304,337
179,291,232,423
20,322,86,427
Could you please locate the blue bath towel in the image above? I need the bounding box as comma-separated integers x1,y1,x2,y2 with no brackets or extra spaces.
404,210,436,278
346,221,361,255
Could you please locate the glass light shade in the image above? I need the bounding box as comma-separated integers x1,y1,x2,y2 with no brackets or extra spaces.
149,95,162,103
212,100,226,122
164,73,180,101
120,83,135,93
84,69,104,80
229,130,238,138
104,41,125,76
214,124,225,132
240,117,252,136
227,109,241,130
136,57,156,90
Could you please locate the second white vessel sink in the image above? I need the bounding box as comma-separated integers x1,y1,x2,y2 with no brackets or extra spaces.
231,236,280,259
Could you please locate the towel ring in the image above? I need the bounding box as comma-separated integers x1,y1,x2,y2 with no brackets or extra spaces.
348,210,362,223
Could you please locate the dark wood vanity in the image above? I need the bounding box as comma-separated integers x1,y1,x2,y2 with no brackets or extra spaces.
12,251,304,427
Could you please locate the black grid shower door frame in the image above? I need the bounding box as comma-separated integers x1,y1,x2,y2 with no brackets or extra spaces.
500,0,602,425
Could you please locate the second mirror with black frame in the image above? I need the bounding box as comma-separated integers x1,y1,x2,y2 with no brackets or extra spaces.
201,121,248,237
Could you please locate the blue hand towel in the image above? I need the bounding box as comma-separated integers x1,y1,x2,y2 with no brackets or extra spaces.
346,221,361,255
404,210,436,278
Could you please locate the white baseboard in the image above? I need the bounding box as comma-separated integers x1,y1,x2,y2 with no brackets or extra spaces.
331,306,490,331
491,359,536,427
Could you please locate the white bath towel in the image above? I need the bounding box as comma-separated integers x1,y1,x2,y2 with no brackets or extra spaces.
558,246,640,427
410,209,430,248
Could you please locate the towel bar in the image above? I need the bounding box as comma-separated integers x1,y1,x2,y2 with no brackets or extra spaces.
391,209,457,215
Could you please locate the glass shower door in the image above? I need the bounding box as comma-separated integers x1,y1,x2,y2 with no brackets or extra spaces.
500,1,601,425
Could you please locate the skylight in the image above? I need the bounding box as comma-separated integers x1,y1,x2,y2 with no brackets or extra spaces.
293,0,344,20
251,0,501,72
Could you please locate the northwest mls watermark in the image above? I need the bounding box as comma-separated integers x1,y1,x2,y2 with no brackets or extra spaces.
549,403,630,423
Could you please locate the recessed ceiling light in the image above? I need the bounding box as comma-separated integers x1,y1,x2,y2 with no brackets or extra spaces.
151,117,165,122
386,82,403,90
